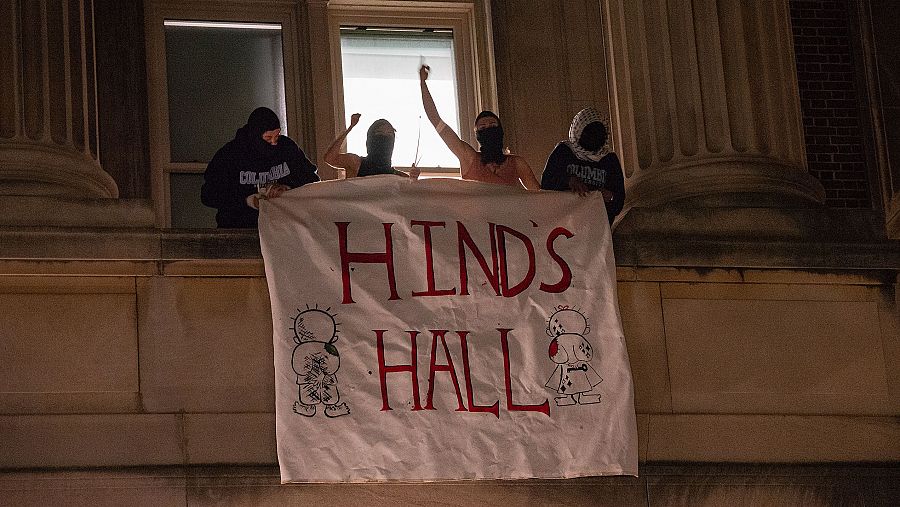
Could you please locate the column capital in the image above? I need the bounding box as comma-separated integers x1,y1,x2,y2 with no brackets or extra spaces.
0,0,118,198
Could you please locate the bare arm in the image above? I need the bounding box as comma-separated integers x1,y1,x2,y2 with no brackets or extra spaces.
515,156,541,190
419,65,475,163
324,113,362,177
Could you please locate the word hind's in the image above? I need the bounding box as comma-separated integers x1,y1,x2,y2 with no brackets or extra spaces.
336,220,575,304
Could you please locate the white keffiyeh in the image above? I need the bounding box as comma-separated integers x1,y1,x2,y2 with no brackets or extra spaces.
564,107,611,162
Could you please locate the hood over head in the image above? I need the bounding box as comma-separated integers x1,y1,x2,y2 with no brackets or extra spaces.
565,107,611,162
365,119,396,169
236,107,282,156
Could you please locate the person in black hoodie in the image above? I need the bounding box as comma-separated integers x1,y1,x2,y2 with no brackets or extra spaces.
201,107,319,228
541,107,625,225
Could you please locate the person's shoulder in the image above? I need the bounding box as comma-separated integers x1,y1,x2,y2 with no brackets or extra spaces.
544,143,573,166
209,138,241,163
458,146,480,169
503,153,533,162
514,153,537,170
501,153,523,169
277,135,300,150
551,142,574,157
600,151,621,165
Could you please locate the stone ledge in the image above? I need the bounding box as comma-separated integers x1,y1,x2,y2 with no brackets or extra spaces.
613,237,900,270
1,464,896,506
160,231,261,259
0,228,162,259
612,206,900,269
613,206,887,241
646,414,900,463
0,207,896,270
0,197,154,228
2,414,897,469
0,229,262,261
0,414,184,468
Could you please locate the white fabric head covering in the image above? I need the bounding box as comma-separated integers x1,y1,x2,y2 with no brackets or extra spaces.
564,107,611,162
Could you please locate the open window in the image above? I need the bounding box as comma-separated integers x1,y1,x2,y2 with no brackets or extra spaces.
144,1,496,227
339,27,459,173
145,2,303,228
328,2,497,179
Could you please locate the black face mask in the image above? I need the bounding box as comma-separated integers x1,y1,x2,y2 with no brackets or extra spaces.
476,126,505,165
245,106,281,157
252,135,278,158
366,134,394,169
578,122,608,152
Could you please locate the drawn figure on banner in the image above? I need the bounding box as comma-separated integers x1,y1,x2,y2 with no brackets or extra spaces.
544,306,603,406
290,306,350,418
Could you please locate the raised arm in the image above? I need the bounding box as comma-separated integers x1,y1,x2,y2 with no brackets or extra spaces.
324,113,363,177
419,65,475,162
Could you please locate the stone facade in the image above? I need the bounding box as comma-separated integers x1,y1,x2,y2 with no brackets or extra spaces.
791,0,872,209
0,0,898,505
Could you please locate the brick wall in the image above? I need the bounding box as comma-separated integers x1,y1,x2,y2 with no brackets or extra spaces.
790,0,870,209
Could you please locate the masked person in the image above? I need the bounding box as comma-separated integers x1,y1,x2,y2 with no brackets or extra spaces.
201,107,319,228
418,65,540,189
324,113,418,179
541,107,625,225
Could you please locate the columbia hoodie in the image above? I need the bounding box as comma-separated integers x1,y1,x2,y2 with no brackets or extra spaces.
201,126,319,228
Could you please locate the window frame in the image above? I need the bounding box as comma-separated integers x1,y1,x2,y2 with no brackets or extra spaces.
327,0,498,178
144,0,496,227
144,0,305,228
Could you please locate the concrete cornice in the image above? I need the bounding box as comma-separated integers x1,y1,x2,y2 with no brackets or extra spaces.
0,213,897,272
612,206,900,270
0,197,155,228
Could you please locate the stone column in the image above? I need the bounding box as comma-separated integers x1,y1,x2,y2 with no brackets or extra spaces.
0,0,118,198
603,0,824,208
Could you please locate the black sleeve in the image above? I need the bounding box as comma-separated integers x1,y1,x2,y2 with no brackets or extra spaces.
283,146,320,188
540,144,571,191
604,153,626,222
201,148,253,210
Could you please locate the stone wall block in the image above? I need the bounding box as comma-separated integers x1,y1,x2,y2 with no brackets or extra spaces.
0,276,139,414
137,277,275,413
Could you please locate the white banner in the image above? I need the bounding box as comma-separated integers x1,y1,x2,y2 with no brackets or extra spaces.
259,176,638,482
